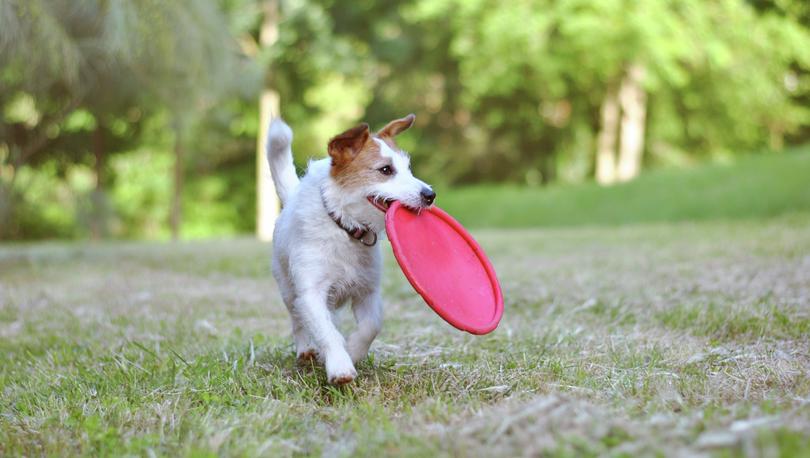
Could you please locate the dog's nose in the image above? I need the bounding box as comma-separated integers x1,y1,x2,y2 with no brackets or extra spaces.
420,187,436,206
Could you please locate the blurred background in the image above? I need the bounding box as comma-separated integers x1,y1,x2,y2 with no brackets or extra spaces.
1,0,809,241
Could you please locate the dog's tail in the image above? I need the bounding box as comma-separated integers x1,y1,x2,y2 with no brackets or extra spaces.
266,118,299,205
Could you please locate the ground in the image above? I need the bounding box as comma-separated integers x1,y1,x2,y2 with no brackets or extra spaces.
1,215,810,457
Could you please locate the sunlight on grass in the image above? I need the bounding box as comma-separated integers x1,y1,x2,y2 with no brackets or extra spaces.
657,303,810,341
440,147,810,228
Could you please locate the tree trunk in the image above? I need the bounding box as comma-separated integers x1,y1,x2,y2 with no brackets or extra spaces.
171,123,184,241
596,85,620,185
616,63,647,182
539,150,555,185
0,180,12,239
3,148,19,238
256,0,281,242
91,125,105,240
769,123,784,151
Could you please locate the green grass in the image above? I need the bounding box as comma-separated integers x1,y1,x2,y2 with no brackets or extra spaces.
439,147,810,228
2,214,810,456
657,303,810,342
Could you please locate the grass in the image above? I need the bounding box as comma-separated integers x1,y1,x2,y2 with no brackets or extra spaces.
439,146,810,228
657,303,810,342
2,213,810,456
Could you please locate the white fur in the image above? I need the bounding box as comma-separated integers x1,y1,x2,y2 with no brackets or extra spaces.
266,120,298,204
266,118,432,384
371,138,432,211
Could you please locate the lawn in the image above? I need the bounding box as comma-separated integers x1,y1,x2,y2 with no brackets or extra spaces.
2,213,810,456
439,147,810,228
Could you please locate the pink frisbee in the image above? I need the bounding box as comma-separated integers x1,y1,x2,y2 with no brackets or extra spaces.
385,201,503,335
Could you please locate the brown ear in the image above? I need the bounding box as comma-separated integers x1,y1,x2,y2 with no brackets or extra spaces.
328,123,370,167
377,113,415,138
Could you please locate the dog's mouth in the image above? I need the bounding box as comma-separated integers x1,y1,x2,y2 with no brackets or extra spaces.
367,196,395,213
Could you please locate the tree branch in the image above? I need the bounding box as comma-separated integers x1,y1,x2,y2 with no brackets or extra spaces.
12,97,82,169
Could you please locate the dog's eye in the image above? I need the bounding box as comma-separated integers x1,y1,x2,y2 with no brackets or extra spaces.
378,165,394,176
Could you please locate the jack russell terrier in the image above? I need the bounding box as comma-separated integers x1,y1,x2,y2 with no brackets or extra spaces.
266,114,435,384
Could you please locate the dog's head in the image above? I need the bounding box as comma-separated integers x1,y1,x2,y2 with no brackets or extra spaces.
326,114,435,223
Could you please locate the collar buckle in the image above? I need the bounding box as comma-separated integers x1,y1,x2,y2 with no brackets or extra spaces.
358,230,377,246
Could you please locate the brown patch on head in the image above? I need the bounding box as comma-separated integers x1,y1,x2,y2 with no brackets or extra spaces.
328,123,370,168
328,124,391,188
327,115,416,188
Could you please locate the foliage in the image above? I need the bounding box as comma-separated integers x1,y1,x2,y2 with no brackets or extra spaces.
1,0,809,239
411,0,810,182
0,0,257,239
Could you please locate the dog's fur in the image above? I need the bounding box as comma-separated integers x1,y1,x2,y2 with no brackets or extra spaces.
266,115,434,384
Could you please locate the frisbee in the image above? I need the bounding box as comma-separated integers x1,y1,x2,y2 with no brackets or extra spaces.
385,201,503,335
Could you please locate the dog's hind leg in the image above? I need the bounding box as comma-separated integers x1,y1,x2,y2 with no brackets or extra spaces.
290,315,318,363
347,290,383,364
295,290,357,384
285,293,319,363
273,263,318,362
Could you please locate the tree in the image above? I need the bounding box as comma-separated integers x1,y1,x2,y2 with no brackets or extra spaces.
1,0,146,237
256,0,281,242
223,0,376,239
0,0,247,239
413,0,810,185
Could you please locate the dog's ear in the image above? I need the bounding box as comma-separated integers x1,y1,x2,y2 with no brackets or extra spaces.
377,113,415,138
328,123,370,167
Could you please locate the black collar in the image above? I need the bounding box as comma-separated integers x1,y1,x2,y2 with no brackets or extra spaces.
320,190,377,246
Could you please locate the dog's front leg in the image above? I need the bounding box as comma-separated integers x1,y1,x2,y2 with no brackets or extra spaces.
295,291,356,384
347,290,383,364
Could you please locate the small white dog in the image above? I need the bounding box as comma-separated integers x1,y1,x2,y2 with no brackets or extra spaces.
266,114,435,384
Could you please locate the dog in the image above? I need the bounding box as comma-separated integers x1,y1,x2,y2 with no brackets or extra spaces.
266,114,435,384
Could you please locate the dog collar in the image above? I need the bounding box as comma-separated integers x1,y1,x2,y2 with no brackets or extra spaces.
320,191,377,247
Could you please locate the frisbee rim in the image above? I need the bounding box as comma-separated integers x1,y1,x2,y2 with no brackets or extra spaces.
385,201,503,335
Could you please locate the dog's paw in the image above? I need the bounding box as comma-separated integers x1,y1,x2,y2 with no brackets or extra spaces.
347,344,369,365
325,350,357,385
330,373,356,385
296,349,318,364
